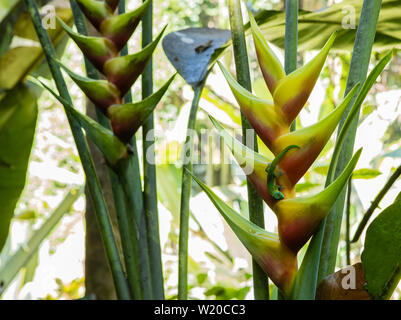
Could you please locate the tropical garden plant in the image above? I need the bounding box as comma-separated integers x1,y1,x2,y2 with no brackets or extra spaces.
0,0,400,301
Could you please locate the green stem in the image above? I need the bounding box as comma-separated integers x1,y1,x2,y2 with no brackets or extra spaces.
228,0,269,300
69,0,143,299
284,0,298,132
116,157,153,299
141,0,165,300
345,178,352,266
24,0,130,300
178,81,205,300
317,0,382,284
117,0,153,299
351,165,401,243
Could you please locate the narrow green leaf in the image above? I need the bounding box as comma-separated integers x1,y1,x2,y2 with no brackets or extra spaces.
352,168,382,179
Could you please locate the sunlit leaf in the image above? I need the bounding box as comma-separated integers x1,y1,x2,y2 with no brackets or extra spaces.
352,168,382,180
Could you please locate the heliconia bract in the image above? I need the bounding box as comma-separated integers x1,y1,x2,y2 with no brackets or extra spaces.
100,0,151,51
108,74,176,142
75,0,113,30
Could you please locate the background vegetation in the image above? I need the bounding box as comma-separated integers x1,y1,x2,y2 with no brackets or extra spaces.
0,0,400,299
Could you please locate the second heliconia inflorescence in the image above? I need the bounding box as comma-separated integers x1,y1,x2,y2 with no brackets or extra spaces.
57,0,175,146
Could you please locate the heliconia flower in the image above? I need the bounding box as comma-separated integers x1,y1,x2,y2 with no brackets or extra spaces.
58,18,118,73
249,13,285,94
272,84,359,186
108,74,176,142
104,25,166,96
59,63,121,114
39,79,128,166
209,116,294,208
100,0,151,51
105,0,120,12
274,148,362,253
189,171,298,296
272,32,337,125
75,0,113,31
218,62,288,150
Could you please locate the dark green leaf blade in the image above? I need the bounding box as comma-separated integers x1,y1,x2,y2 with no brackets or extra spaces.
361,192,401,299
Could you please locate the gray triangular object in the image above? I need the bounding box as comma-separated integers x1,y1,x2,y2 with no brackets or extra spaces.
162,28,231,87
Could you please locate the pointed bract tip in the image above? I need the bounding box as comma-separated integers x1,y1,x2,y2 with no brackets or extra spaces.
188,169,298,295
273,32,336,125
57,17,117,73
248,9,285,94
104,25,167,95
108,74,175,142
76,0,112,31
100,0,153,51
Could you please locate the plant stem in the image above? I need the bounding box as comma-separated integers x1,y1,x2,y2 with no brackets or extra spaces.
178,80,205,300
345,178,352,266
69,0,143,299
228,0,269,300
352,165,401,243
317,0,382,284
284,0,298,132
141,0,165,300
116,157,153,299
117,0,153,299
24,0,131,300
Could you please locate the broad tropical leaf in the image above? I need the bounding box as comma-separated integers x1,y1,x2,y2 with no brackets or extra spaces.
0,83,38,251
